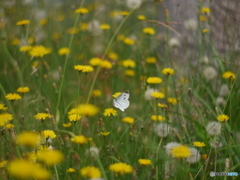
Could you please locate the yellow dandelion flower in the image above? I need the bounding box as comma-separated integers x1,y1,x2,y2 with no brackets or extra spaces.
117,34,125,41
222,71,236,80
151,92,165,98
0,113,13,126
202,28,208,33
89,57,102,66
151,115,165,121
107,52,119,61
157,103,168,108
58,47,70,55
162,68,175,75
193,141,206,147
75,7,89,14
28,37,34,44
80,166,102,178
12,38,20,45
112,92,122,98
122,117,134,124
92,89,102,97
37,150,64,166
69,104,98,116
217,114,229,122
63,123,72,127
147,77,162,84
74,65,94,73
66,168,76,173
5,123,15,129
168,97,177,105
142,27,156,35
17,87,30,93
79,22,88,30
201,7,211,14
100,132,110,136
171,145,191,158
39,18,48,25
34,113,51,120
16,19,30,25
146,57,157,63
121,11,129,16
5,93,22,100
19,45,32,52
42,130,56,139
202,154,208,160
29,45,51,57
16,131,40,148
110,10,121,18
101,60,112,69
68,113,82,121
103,108,117,117
124,69,135,76
100,24,111,30
0,160,7,168
138,159,152,165
138,15,146,20
123,38,135,45
109,162,133,174
0,104,8,110
122,59,136,68
71,135,88,144
67,27,79,34
200,16,207,22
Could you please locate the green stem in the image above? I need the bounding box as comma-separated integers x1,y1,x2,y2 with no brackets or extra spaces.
54,164,59,180
156,138,163,180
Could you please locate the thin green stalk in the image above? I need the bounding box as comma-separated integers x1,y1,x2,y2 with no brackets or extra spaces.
86,10,135,103
156,138,163,180
54,164,59,180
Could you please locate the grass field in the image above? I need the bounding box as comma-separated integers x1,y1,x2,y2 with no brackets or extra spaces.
0,0,240,179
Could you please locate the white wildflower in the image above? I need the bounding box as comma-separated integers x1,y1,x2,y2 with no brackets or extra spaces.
186,148,201,164
206,121,221,136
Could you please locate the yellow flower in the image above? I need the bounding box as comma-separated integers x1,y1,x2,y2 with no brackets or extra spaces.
168,97,177,105
100,132,110,136
71,135,88,144
101,60,112,69
12,38,20,45
16,131,40,148
122,117,134,124
217,114,229,122
138,159,152,165
16,19,30,25
157,103,168,108
19,45,32,52
107,52,119,61
0,160,7,168
147,77,162,84
103,108,117,117
74,65,94,73
192,141,206,147
0,113,13,126
162,68,175,75
142,27,156,35
80,166,102,178
34,113,51,120
42,130,56,139
117,34,125,41
202,28,208,33
17,87,30,93
92,89,102,97
151,115,165,121
67,27,79,34
122,59,136,68
123,38,135,45
109,162,133,174
4,123,15,129
171,145,191,158
100,24,111,30
39,18,48,25
79,22,88,30
37,150,64,166
222,71,236,80
7,159,50,179
0,104,8,110
124,69,135,76
89,57,102,66
151,92,165,98
112,92,122,98
69,104,98,116
200,16,207,22
121,11,129,16
63,123,72,127
201,7,211,14
58,47,70,55
68,113,82,121
202,154,208,160
66,168,76,173
29,45,51,57
75,7,89,14
146,57,157,63
110,10,121,18
5,93,22,100
138,15,146,20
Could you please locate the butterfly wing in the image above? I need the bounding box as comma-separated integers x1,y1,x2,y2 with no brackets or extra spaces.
113,90,130,111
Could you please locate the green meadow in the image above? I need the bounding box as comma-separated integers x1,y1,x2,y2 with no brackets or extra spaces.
0,0,240,179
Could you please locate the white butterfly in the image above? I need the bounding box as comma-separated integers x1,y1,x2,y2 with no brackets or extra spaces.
113,90,130,111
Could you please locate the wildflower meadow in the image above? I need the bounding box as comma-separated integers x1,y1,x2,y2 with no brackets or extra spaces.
1,0,240,179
